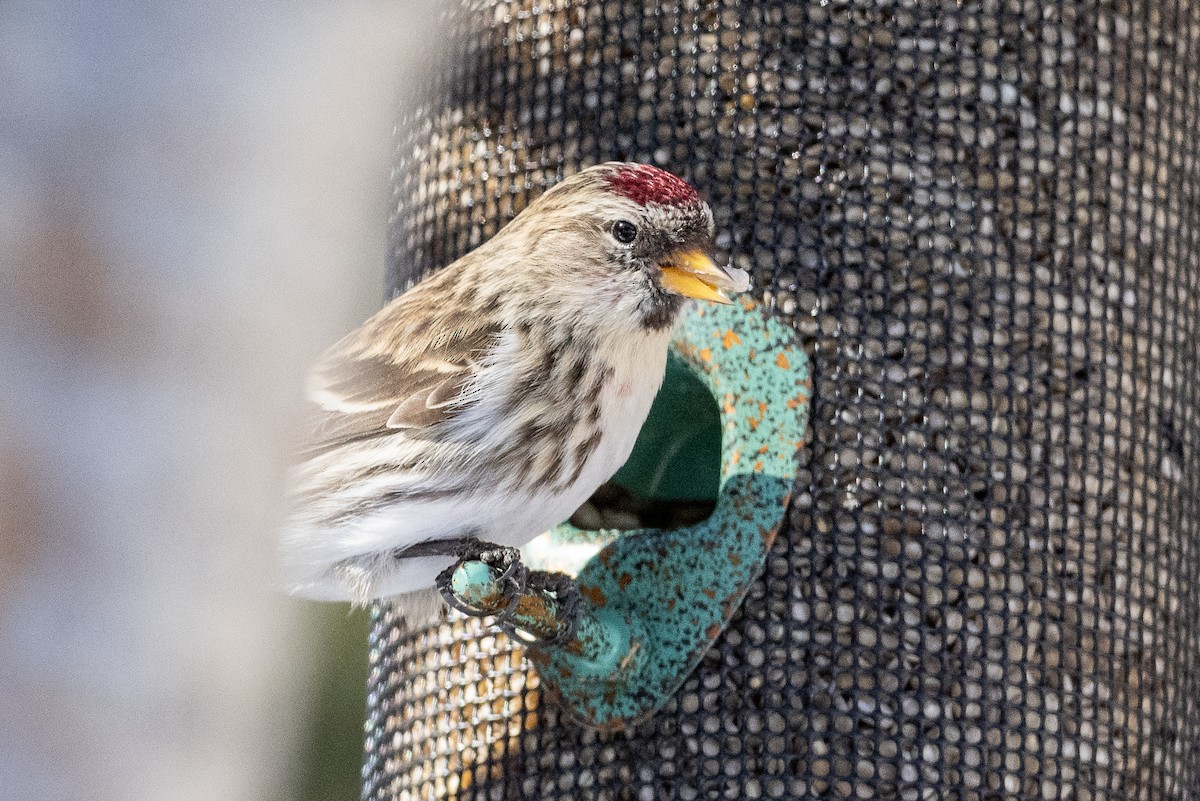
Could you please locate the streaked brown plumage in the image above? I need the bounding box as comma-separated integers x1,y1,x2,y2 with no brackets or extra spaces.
282,162,749,604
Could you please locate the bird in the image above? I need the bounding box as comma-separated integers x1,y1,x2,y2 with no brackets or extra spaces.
282,162,750,606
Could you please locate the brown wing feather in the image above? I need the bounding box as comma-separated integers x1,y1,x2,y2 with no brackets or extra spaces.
300,275,502,457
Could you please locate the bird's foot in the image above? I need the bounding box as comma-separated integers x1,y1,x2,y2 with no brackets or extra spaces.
513,569,584,645
432,541,584,644
434,538,528,619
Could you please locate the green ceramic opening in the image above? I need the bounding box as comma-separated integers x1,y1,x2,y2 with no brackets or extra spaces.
570,353,721,530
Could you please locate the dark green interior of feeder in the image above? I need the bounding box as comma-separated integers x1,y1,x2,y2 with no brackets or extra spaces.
608,352,722,503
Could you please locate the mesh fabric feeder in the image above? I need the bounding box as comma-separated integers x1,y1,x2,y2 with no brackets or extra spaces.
366,0,1200,798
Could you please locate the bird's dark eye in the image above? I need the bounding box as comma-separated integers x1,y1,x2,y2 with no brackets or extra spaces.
612,219,638,244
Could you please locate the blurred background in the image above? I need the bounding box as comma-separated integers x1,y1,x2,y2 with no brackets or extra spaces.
0,3,442,800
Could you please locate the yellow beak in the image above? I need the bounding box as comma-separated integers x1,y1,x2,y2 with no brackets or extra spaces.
659,250,750,305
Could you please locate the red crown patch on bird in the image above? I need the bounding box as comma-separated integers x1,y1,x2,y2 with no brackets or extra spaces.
605,164,700,207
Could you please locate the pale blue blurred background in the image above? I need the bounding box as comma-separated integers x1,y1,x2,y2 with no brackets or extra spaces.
0,4,442,799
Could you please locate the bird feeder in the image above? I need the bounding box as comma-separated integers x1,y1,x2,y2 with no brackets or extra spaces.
436,299,809,728
365,0,1200,798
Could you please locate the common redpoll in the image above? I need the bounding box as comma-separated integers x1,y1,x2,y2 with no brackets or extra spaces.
283,162,749,604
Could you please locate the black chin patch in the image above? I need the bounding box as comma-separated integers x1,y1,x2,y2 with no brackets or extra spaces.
640,291,684,331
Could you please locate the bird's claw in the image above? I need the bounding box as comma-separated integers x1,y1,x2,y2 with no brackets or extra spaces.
435,540,528,619
517,569,584,645
476,544,524,572
432,541,584,645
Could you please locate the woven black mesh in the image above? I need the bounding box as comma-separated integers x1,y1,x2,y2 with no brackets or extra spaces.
365,0,1200,797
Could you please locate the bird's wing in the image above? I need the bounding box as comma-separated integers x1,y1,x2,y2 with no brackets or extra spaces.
301,305,501,457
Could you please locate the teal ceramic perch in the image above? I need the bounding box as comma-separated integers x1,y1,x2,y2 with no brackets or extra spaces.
442,299,810,729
